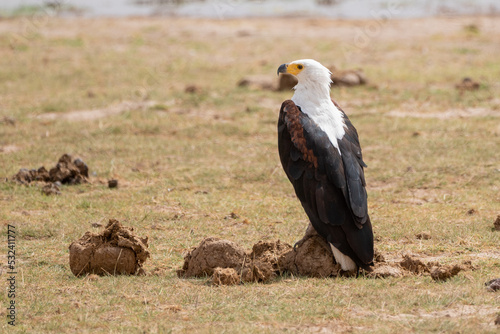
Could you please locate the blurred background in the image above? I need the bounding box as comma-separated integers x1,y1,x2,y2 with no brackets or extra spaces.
1,0,499,18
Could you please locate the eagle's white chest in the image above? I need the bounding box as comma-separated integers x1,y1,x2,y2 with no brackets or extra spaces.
292,93,346,154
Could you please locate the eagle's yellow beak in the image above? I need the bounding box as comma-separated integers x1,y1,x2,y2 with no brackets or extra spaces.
277,63,303,76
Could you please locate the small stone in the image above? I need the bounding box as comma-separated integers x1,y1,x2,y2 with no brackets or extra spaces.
108,179,118,188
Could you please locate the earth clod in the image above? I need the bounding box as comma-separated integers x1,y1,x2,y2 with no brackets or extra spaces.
69,219,150,276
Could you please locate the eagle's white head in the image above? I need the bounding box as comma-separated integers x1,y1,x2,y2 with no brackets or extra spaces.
277,59,332,95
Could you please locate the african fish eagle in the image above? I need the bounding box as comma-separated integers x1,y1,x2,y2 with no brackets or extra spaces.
277,59,374,272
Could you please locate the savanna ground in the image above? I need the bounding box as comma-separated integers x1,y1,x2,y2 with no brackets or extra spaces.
0,13,499,333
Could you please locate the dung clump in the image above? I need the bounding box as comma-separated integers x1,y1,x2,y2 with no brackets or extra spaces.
49,154,89,184
430,264,462,281
212,267,241,286
177,237,293,284
397,255,473,281
494,215,500,231
243,240,292,282
69,219,150,277
13,167,50,184
485,278,500,292
331,68,367,87
415,231,432,240
369,265,403,278
278,234,340,278
399,255,430,275
178,237,313,284
13,154,89,194
176,237,248,278
178,228,346,285
41,182,61,195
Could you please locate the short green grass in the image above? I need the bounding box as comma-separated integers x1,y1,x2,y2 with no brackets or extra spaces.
0,16,499,333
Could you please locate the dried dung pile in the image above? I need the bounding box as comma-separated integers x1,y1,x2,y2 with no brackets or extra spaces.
178,230,343,285
69,219,150,277
178,228,477,285
370,254,476,281
331,68,367,87
13,154,89,194
177,237,293,284
494,215,500,231
485,278,500,292
177,237,248,278
278,234,340,278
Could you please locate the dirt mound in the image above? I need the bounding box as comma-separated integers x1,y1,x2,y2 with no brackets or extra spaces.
69,219,150,276
279,235,340,278
177,238,293,284
395,255,474,281
238,75,276,91
485,278,500,292
178,237,476,284
430,264,462,281
494,215,500,231
178,232,344,285
13,154,89,194
176,237,248,278
369,265,403,278
455,77,480,92
399,255,430,274
331,68,367,87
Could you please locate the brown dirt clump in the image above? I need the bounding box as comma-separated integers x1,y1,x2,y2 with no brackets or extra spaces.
178,224,354,284
176,237,248,278
373,249,385,263
415,231,432,240
279,235,340,278
13,167,51,184
177,237,294,284
242,240,292,283
331,68,367,87
69,219,150,277
455,77,480,92
430,264,462,281
369,265,403,278
238,75,276,91
13,154,89,190
108,179,118,188
399,255,430,275
494,215,500,231
41,182,61,195
397,255,474,281
212,267,241,286
178,236,348,284
485,278,500,292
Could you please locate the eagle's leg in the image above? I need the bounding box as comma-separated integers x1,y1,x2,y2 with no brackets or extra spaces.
293,223,319,250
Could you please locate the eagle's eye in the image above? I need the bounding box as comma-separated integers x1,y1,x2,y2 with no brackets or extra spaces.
297,64,304,70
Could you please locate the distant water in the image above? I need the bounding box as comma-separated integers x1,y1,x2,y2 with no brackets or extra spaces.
1,0,499,19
